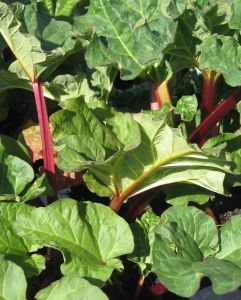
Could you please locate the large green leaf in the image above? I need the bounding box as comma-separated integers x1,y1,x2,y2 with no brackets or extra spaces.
0,202,44,277
0,255,27,300
76,0,177,79
14,198,134,282
152,206,241,297
56,108,232,200
36,276,108,300
199,35,241,86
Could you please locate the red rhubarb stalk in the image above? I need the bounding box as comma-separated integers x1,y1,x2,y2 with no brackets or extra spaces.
32,81,56,194
188,87,241,146
202,71,221,115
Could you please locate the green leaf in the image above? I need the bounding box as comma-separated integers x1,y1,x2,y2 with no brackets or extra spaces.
14,198,134,282
21,174,53,202
43,0,81,17
77,0,177,79
174,95,198,121
50,98,121,153
229,0,241,29
24,2,73,50
36,276,108,300
128,211,160,273
152,206,241,297
199,35,241,86
0,255,27,300
0,134,31,164
0,202,44,277
0,2,77,82
57,111,232,200
163,183,214,205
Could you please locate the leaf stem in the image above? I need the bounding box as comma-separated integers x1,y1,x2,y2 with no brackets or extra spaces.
32,81,56,199
188,87,241,146
134,275,145,300
202,70,221,115
150,77,173,110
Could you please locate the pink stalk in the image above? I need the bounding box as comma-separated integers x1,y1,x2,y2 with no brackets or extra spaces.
150,82,161,110
32,81,56,197
188,87,241,146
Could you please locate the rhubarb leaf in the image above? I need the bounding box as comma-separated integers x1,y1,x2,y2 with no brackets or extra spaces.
152,206,241,297
199,35,241,86
163,183,214,205
128,211,160,273
50,98,121,153
36,276,108,300
43,0,81,17
174,95,198,122
0,255,27,300
0,202,44,278
14,198,134,282
0,2,77,82
229,0,241,30
76,0,176,79
56,110,232,200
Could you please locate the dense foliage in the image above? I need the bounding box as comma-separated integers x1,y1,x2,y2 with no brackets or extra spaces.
0,0,241,299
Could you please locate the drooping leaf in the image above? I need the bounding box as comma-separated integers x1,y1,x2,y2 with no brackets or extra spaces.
56,109,232,201
14,198,134,282
0,255,27,300
163,183,214,205
152,206,241,297
0,2,77,82
0,202,44,277
36,276,108,300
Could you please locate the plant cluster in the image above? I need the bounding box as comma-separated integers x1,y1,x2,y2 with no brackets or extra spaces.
0,0,241,299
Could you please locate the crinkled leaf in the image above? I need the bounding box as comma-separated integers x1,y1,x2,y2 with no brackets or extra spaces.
50,98,121,153
77,0,177,79
199,35,241,86
14,198,134,282
174,95,198,121
0,202,44,277
36,276,108,300
203,133,241,172
152,206,241,297
0,255,27,300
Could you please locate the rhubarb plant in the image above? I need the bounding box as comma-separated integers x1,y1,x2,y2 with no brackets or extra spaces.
0,0,240,299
